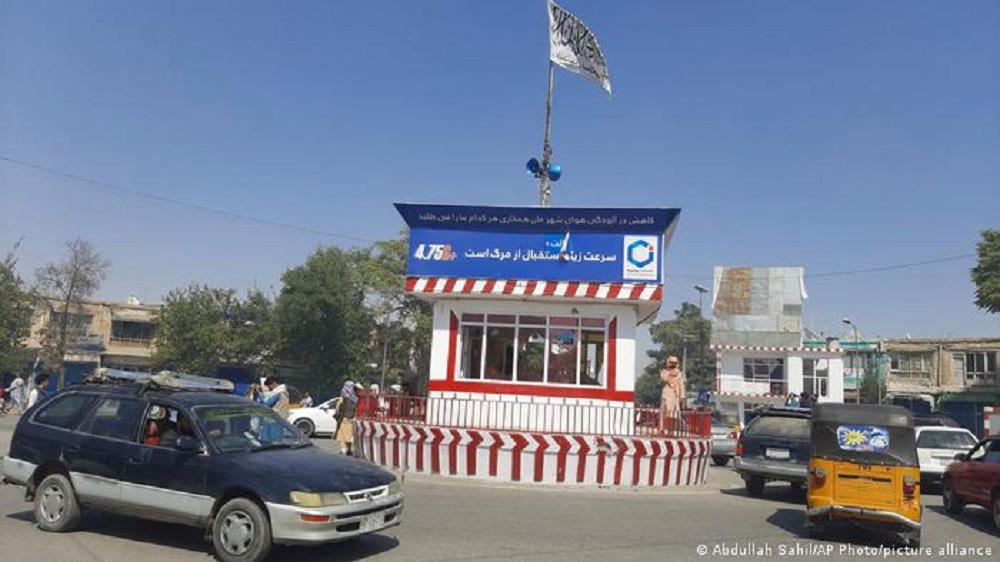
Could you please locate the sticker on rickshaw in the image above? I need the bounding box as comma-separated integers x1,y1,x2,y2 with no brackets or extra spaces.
836,425,890,453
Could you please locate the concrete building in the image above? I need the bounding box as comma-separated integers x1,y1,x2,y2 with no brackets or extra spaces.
26,296,159,384
882,338,999,396
710,266,845,419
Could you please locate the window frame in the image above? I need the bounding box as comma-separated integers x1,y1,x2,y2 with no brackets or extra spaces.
802,358,830,398
77,396,145,443
888,353,931,379
963,351,997,382
31,392,98,432
457,313,609,388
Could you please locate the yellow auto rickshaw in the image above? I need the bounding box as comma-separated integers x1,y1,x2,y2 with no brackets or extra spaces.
805,403,921,547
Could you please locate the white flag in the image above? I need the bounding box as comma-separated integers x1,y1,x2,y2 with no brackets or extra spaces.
547,0,611,94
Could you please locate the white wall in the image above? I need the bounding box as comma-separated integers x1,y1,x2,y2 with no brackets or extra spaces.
428,298,638,393
716,350,845,403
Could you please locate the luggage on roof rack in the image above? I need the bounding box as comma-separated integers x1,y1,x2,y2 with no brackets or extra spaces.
86,368,235,393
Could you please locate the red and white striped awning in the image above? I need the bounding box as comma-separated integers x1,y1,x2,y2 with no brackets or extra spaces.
405,277,662,301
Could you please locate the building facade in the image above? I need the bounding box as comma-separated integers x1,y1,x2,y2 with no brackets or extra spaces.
883,338,1000,396
26,296,159,384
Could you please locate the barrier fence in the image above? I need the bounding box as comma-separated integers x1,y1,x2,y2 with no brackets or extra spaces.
355,395,711,439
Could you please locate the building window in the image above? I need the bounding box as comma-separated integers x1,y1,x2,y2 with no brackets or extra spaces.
802,358,829,398
964,352,997,383
49,312,94,336
742,358,784,384
111,320,155,344
889,353,931,378
457,313,607,386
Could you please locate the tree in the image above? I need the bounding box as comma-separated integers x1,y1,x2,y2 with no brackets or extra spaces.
153,284,276,376
635,302,712,406
353,232,433,393
0,242,33,373
274,247,373,393
35,239,110,388
971,229,1000,314
858,365,886,405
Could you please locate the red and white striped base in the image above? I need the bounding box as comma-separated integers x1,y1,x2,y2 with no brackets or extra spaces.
356,421,711,487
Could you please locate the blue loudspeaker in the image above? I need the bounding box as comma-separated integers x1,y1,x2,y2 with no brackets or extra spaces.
526,158,541,176
547,163,562,182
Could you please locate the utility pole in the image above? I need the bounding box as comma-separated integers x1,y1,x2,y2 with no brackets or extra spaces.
843,318,859,403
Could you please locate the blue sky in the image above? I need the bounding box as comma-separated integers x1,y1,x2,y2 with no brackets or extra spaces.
1,0,998,345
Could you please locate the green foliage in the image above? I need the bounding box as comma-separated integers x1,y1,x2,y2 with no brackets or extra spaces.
274,247,373,393
0,244,33,373
859,369,886,405
636,302,712,406
972,229,1000,314
153,285,275,376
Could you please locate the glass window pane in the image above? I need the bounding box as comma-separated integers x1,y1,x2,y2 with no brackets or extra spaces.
517,327,546,382
487,314,517,324
803,359,814,378
519,315,546,325
34,394,96,430
579,330,605,386
460,325,484,379
548,328,578,384
581,318,605,328
461,313,484,323
484,327,516,381
80,397,144,441
550,316,578,327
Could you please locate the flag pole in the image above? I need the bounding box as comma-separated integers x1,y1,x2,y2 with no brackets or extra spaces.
538,60,555,207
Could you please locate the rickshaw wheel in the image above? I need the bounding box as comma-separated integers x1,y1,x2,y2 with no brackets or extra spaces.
942,479,963,514
745,476,765,497
905,530,920,549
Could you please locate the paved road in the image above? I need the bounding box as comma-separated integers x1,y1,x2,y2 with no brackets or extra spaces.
0,414,996,561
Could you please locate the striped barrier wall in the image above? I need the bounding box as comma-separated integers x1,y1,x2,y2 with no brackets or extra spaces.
355,421,711,487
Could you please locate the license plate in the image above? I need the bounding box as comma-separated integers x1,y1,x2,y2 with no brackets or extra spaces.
360,513,383,533
766,448,790,460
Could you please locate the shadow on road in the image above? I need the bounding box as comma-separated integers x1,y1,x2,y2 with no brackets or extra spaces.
926,505,996,537
766,508,907,548
719,483,805,505
4,508,400,560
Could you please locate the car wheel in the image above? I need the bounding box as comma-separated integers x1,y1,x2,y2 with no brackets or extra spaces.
790,482,803,493
942,479,963,515
712,456,729,467
746,476,765,497
294,418,315,437
34,473,82,533
906,530,921,549
212,498,272,562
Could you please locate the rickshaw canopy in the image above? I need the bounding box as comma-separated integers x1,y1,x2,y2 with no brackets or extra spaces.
810,403,918,466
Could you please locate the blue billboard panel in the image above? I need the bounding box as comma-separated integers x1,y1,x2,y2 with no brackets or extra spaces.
408,229,663,283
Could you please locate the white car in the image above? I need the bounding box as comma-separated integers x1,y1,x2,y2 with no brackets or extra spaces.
915,426,979,485
287,398,339,437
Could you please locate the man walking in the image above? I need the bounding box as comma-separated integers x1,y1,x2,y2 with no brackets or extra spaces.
5,373,27,414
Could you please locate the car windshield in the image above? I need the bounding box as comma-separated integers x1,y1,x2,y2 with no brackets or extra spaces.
194,404,310,454
917,430,977,450
746,416,809,439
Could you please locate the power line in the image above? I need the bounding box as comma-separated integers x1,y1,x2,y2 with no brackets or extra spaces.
1,154,978,281
0,154,375,243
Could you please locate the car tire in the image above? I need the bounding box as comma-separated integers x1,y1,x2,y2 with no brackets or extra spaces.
746,476,765,497
34,473,82,533
906,530,921,549
790,482,803,493
212,498,272,562
293,418,315,437
942,478,963,515
712,456,729,467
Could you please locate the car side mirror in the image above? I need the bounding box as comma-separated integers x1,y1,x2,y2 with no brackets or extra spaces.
953,453,967,462
176,436,203,453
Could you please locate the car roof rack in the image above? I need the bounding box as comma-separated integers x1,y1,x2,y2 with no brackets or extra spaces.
85,368,235,394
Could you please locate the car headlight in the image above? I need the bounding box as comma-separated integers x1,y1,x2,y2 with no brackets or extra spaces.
388,478,403,496
289,491,348,508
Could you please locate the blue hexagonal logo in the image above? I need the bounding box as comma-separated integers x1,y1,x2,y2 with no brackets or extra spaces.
627,239,655,268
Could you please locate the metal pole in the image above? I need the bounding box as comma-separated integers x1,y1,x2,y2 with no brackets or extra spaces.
380,336,388,391
539,61,555,206
853,327,859,404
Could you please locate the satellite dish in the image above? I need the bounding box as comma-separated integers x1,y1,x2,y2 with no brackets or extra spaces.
526,158,541,175
547,163,562,181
